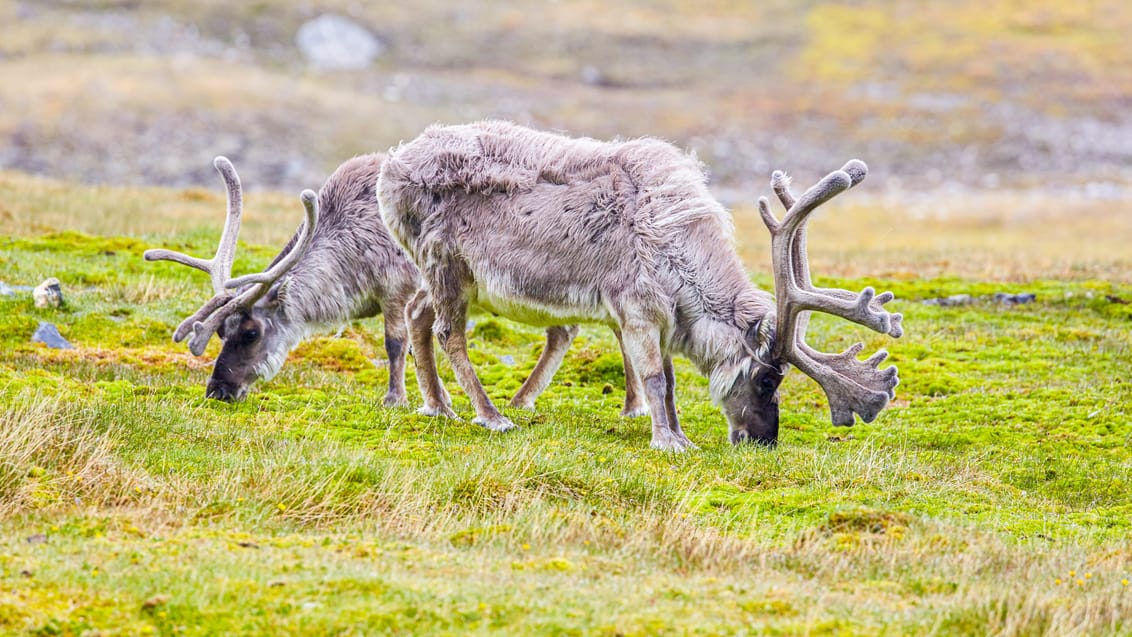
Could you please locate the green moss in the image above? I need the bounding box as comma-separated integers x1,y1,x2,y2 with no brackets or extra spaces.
562,346,626,386
4,224,1132,634
291,337,372,373
470,318,515,345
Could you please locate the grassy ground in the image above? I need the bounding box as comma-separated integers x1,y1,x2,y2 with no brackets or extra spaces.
2,172,1131,635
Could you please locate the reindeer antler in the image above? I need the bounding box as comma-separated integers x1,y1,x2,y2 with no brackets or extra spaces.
144,157,243,296
144,157,320,356
758,160,902,426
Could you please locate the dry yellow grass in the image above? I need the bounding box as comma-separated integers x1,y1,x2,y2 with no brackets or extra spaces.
733,189,1132,282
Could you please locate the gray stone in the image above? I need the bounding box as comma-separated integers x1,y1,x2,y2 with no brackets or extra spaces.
32,322,74,349
994,292,1036,305
580,65,604,86
33,277,63,308
499,354,515,366
923,294,972,307
296,14,384,70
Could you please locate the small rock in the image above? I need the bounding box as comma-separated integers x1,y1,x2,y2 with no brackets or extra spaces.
993,292,1036,305
0,281,14,297
923,294,972,307
499,354,515,366
580,65,604,86
26,533,47,545
32,322,74,349
296,14,385,70
33,277,63,308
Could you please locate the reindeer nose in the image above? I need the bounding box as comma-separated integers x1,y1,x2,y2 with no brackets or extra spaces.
730,429,777,447
206,379,241,402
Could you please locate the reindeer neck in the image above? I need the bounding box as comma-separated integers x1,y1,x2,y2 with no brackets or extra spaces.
665,221,775,382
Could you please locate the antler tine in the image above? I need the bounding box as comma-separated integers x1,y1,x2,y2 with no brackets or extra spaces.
172,293,231,343
763,160,902,426
170,189,319,356
210,156,244,294
791,341,899,426
225,189,319,290
142,156,244,295
182,283,268,356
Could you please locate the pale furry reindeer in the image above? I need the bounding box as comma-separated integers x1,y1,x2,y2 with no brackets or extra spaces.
378,121,902,450
144,154,646,414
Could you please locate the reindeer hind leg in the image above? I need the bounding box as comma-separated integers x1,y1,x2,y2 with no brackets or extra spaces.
429,263,516,432
406,288,458,418
509,325,579,410
615,326,649,418
381,293,411,408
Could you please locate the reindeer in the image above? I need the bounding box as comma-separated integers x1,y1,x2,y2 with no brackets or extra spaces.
144,154,647,414
378,121,902,449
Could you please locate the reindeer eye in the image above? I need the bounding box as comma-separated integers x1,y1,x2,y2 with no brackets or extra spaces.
241,329,260,345
757,375,777,394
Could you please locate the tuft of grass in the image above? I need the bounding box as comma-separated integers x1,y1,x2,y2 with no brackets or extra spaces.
0,395,156,518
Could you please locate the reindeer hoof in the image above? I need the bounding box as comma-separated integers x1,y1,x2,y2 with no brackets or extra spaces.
620,405,649,418
473,415,517,433
508,396,537,411
650,434,694,452
382,393,410,408
418,404,461,420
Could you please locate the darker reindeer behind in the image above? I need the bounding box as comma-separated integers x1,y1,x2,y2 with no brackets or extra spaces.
144,155,419,405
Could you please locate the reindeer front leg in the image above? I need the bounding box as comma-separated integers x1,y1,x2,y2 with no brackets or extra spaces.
619,322,693,451
662,355,695,448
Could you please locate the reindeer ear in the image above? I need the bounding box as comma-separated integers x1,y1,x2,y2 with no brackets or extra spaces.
744,319,763,349
747,319,774,353
743,318,778,364
270,276,291,309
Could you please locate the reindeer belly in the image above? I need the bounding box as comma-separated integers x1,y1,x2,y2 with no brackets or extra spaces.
472,272,612,328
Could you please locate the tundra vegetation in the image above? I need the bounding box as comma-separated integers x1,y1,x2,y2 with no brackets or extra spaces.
3,0,1132,634
1,170,1131,635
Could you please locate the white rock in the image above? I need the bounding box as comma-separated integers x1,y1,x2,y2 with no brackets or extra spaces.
296,14,384,70
33,277,63,309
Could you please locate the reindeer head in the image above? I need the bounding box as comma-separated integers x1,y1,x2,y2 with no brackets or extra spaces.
722,160,903,445
144,157,319,402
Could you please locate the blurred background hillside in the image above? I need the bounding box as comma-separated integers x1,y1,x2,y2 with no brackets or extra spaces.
1,0,1130,199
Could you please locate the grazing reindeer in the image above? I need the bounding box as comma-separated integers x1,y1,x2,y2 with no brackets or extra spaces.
378,121,902,449
145,154,646,414
144,155,419,405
